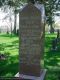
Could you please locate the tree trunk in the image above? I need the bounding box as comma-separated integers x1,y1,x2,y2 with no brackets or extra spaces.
49,14,54,33
11,20,12,36
10,13,12,35
50,23,54,33
13,12,17,34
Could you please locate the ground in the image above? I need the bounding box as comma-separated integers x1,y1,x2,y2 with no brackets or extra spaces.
0,33,60,80
45,33,60,80
0,34,19,77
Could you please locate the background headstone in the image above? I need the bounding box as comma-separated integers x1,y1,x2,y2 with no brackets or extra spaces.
19,3,45,77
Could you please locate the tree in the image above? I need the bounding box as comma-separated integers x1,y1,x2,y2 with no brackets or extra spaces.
7,0,19,34
44,0,56,33
2,0,25,34
0,0,5,7
34,0,60,33
0,0,26,34
1,0,60,34
43,0,60,33
27,0,55,33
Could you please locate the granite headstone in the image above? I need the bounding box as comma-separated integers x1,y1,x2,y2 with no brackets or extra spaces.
19,2,45,78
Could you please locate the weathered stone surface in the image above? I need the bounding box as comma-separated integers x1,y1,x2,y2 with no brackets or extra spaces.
19,3,45,76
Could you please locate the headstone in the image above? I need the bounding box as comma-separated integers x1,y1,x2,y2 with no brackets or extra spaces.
19,2,45,79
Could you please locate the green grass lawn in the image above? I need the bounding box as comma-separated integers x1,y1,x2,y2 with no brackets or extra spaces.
0,33,60,79
45,33,60,80
0,34,19,77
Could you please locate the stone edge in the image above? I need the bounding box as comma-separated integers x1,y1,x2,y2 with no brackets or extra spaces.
15,69,47,80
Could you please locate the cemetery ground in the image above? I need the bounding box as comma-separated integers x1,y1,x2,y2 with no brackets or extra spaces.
0,33,60,80
0,34,19,77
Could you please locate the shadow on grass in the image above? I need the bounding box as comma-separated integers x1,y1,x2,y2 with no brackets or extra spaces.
44,50,60,69
45,35,60,68
12,40,19,44
45,33,60,80
0,34,18,38
45,70,60,80
45,36,60,69
45,36,56,48
0,34,19,77
0,54,19,77
0,43,14,48
0,39,19,51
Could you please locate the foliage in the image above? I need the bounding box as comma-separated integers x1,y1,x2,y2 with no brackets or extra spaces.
27,0,60,33
6,0,23,34
1,0,60,34
0,0,25,35
0,0,5,7
42,0,60,33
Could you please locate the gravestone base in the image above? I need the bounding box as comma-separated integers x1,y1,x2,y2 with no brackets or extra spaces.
15,69,46,80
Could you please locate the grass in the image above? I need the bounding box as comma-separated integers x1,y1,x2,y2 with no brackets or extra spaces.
45,33,60,80
0,33,19,77
0,33,60,80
